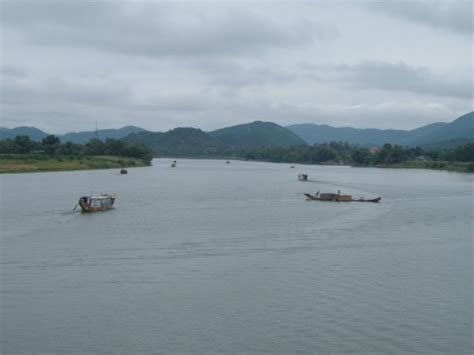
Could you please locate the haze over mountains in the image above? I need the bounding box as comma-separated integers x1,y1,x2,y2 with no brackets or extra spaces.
287,112,473,148
1,112,472,154
0,125,145,144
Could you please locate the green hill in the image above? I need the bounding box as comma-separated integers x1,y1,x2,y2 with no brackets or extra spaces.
60,126,146,144
124,127,227,156
210,121,305,148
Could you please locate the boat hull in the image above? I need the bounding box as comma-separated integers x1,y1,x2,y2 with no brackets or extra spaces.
79,201,114,212
78,195,115,212
304,193,381,203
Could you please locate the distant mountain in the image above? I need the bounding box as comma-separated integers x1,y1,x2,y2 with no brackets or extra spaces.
0,125,147,144
124,127,227,156
413,112,473,146
210,121,305,148
2,112,472,152
0,126,48,141
60,126,146,144
285,124,408,147
287,112,473,147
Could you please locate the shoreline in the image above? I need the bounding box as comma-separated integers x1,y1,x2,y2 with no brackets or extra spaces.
0,155,150,174
153,157,473,173
1,155,472,174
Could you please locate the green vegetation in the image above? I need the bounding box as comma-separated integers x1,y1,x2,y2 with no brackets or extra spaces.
210,121,305,148
124,123,305,157
0,135,153,173
125,127,229,156
240,142,474,173
0,155,148,173
3,125,472,173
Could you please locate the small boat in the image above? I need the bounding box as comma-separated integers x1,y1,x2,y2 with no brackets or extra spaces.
291,166,295,168
171,160,177,167
75,194,116,212
226,160,230,164
120,168,128,174
304,191,381,203
298,174,308,181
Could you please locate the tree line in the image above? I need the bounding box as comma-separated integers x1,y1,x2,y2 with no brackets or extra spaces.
240,142,474,165
0,135,153,163
2,135,473,168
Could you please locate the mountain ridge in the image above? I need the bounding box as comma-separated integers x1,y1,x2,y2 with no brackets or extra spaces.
286,112,473,147
2,112,472,150
0,125,146,143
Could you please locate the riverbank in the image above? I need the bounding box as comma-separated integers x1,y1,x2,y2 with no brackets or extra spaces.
240,157,474,173
0,155,150,173
372,160,474,173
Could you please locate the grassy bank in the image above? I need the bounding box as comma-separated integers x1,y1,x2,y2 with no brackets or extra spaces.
0,154,150,173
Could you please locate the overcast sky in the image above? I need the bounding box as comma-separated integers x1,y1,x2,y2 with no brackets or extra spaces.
1,0,472,133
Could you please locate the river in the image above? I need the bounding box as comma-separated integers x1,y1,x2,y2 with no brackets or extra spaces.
1,159,472,353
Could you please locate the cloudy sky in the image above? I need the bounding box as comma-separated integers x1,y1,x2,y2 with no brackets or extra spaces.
1,0,472,133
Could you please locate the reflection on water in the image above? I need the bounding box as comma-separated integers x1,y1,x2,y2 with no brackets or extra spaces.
1,159,472,353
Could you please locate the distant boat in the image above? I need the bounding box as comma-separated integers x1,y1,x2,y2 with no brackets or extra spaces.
171,160,177,167
226,160,230,164
75,194,116,212
298,174,308,181
291,166,295,168
304,191,381,203
120,168,128,174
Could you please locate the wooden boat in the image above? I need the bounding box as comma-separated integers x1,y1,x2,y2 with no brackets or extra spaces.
75,194,115,212
304,192,381,203
298,174,308,181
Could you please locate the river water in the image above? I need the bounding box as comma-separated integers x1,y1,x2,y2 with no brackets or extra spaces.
1,159,472,353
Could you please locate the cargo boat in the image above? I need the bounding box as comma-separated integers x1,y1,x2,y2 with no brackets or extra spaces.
304,191,381,203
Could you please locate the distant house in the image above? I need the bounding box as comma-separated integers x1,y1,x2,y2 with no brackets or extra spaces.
369,147,380,154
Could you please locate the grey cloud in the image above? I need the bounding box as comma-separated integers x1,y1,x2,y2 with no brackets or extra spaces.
1,74,132,109
367,0,473,35
2,68,469,132
193,60,296,88
1,65,27,78
306,61,472,99
2,1,331,58
1,1,471,133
